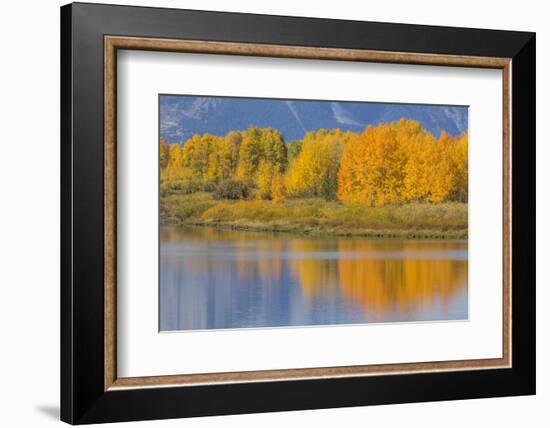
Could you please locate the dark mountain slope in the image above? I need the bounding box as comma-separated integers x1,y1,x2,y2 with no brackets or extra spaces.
160,95,468,143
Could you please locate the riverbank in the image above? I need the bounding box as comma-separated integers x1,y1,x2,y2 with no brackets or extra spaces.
160,192,468,239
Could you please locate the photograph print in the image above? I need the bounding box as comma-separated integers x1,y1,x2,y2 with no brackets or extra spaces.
159,95,468,332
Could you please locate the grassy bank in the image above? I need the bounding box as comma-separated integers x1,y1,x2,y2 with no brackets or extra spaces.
160,192,468,239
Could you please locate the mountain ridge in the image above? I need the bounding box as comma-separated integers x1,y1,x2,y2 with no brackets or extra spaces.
160,95,468,144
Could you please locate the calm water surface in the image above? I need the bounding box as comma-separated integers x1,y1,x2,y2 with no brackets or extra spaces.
160,226,468,331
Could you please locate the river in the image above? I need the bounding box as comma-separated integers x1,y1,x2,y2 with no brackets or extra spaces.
160,226,468,331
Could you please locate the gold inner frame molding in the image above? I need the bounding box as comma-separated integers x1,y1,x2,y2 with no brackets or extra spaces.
104,35,512,391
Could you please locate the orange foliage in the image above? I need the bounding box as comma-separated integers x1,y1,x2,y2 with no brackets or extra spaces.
338,119,468,206
160,119,468,205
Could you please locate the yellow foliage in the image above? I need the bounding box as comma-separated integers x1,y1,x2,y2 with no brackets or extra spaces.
338,119,467,206
159,139,170,170
271,169,287,203
161,143,185,180
235,127,286,182
256,159,274,199
160,119,468,206
285,129,355,200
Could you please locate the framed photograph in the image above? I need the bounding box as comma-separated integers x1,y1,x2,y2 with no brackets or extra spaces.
60,2,535,424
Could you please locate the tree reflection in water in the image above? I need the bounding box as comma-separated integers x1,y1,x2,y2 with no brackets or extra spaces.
160,226,467,331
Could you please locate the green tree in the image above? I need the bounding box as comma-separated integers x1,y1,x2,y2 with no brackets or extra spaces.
236,127,288,185
159,139,170,170
287,140,303,163
225,130,243,175
261,128,287,171
236,127,263,181
180,134,210,179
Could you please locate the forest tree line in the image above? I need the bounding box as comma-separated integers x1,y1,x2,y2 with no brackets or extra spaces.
160,119,468,206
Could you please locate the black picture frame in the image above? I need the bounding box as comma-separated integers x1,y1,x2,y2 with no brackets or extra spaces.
61,2,535,424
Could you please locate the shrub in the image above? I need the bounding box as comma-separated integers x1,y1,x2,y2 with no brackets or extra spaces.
212,180,251,200
160,179,216,197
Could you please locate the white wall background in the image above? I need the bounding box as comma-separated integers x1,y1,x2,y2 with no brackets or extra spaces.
0,0,546,426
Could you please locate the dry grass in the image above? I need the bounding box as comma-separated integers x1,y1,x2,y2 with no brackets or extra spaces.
161,193,467,239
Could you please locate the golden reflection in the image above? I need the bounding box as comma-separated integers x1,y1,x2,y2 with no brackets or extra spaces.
288,238,341,298
286,238,467,320
336,240,467,320
161,226,467,325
